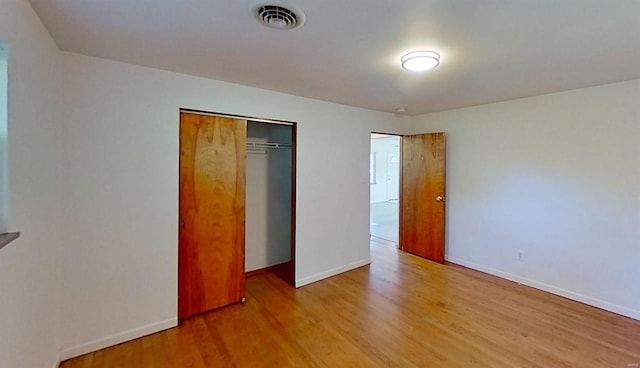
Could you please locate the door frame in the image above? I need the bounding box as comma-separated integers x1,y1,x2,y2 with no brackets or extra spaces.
370,131,446,262
370,132,403,246
179,108,297,288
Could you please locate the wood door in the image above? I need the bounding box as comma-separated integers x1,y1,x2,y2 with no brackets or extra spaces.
179,112,247,320
400,133,446,263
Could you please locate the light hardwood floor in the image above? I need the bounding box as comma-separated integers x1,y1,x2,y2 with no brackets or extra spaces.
61,239,640,367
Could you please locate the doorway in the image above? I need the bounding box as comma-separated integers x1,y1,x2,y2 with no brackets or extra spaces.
245,120,294,284
178,110,296,320
370,131,447,264
370,133,401,245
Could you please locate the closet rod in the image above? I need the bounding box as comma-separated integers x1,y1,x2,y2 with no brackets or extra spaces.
246,142,292,149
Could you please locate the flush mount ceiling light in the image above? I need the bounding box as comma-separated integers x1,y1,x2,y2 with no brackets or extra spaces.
401,51,440,72
254,3,306,30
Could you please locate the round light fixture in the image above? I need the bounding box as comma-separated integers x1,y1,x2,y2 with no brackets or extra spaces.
401,51,440,72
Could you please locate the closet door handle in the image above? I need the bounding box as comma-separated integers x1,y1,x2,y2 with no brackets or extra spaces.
180,221,186,229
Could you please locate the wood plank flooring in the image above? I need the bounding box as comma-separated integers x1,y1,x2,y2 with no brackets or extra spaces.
61,240,640,367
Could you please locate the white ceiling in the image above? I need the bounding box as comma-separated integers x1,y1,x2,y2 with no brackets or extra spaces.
29,0,640,115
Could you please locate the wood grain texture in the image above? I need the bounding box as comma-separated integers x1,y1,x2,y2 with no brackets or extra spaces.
61,239,640,367
179,112,247,319
400,132,446,263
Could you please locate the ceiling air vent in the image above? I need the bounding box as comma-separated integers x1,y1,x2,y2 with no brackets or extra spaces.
254,4,306,30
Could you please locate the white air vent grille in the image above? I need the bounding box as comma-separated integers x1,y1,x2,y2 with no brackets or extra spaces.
255,4,305,30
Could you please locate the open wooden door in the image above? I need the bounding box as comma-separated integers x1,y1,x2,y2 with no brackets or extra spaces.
400,133,446,263
179,112,247,320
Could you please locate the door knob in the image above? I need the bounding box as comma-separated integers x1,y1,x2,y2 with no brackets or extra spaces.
180,221,186,228
436,196,444,202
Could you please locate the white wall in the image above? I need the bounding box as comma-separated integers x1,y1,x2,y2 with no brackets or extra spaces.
59,52,402,358
246,121,292,272
370,136,400,203
0,1,63,367
408,79,640,319
0,41,7,234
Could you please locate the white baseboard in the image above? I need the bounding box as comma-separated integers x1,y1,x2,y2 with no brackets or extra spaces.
59,317,177,361
295,258,371,288
446,256,640,321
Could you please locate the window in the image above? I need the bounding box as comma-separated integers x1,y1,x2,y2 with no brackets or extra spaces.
0,41,7,234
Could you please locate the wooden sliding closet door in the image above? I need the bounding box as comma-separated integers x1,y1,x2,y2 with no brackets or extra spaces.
400,133,446,263
179,112,247,320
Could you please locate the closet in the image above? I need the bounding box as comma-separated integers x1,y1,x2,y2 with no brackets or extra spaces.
245,121,293,276
178,111,295,320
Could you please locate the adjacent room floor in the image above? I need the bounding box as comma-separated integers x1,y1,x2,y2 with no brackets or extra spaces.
61,239,640,367
370,200,399,243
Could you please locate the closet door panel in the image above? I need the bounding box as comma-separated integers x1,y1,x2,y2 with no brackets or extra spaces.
179,112,247,319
